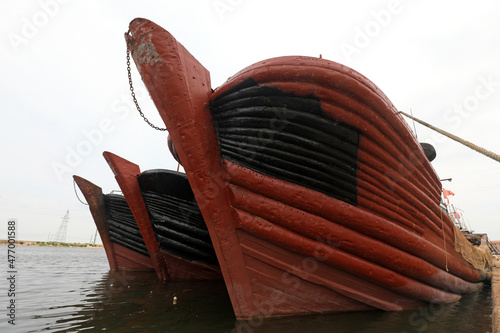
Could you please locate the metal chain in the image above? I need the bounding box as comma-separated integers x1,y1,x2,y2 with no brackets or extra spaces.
73,179,88,205
126,43,167,131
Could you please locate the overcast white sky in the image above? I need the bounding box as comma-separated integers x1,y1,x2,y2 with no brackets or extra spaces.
1,0,499,243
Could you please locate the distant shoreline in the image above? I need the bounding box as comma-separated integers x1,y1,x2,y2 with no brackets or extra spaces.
0,239,103,248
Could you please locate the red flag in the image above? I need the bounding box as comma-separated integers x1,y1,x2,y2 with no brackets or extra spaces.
443,188,455,198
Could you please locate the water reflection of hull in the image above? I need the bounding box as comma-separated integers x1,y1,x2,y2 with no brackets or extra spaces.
103,152,222,281
74,176,154,271
32,267,491,332
232,286,491,333
76,271,233,332
126,18,492,319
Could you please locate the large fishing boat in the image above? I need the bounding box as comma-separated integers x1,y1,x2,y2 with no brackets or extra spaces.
74,175,155,271
103,152,222,281
124,18,492,318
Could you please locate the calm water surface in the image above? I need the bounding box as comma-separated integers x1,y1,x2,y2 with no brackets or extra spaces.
0,246,492,332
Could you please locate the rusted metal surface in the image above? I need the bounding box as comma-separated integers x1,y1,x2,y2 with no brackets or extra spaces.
103,151,222,281
492,261,500,333
73,175,154,271
126,18,492,318
103,152,170,280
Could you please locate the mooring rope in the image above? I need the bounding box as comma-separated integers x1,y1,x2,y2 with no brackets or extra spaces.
399,111,500,163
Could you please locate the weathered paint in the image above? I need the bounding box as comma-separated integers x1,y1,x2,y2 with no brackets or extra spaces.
73,175,154,271
126,18,492,318
492,260,500,333
103,151,222,281
103,152,170,280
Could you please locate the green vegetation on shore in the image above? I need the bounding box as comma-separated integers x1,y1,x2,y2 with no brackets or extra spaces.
0,239,103,248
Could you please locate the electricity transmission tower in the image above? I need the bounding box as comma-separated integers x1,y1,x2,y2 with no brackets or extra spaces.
53,210,70,242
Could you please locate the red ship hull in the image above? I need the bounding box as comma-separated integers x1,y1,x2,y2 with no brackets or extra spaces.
73,176,155,271
103,152,222,281
125,18,492,318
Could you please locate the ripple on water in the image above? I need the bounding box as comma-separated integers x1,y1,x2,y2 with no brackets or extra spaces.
0,246,492,332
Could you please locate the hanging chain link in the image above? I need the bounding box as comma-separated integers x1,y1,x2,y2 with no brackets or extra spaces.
73,179,88,206
126,41,167,131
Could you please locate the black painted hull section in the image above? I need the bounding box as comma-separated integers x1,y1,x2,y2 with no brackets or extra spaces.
138,170,218,265
104,194,149,257
210,78,360,205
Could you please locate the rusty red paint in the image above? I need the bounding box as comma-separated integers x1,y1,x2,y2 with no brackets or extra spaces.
73,175,154,271
103,151,222,281
126,18,492,318
112,242,155,271
224,161,481,284
103,152,170,280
